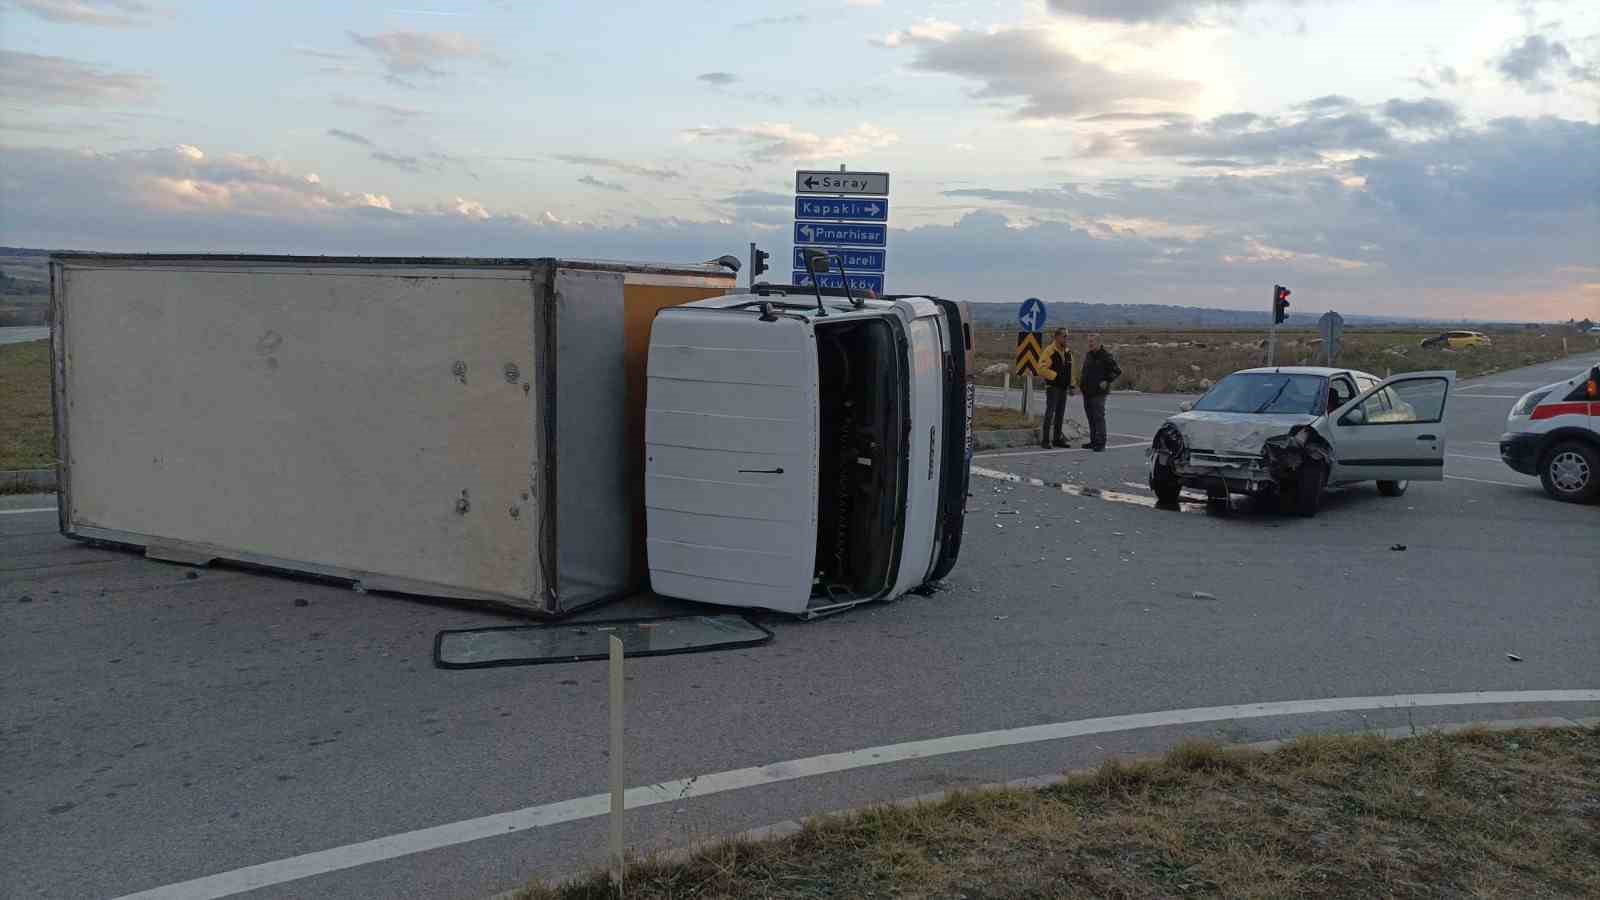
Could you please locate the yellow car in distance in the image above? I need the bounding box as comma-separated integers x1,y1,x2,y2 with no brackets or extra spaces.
1420,330,1492,350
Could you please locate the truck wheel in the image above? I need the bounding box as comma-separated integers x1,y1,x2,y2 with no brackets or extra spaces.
1151,463,1181,508
1540,441,1600,503
1377,480,1408,497
1293,463,1325,518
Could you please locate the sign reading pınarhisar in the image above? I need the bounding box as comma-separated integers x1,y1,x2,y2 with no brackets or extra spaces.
795,170,890,196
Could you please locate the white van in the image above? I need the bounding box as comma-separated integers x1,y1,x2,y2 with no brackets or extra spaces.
646,285,975,616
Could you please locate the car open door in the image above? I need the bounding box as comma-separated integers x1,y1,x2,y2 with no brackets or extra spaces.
644,307,820,614
1324,370,1455,483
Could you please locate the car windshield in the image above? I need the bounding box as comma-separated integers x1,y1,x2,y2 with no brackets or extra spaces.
1192,373,1328,414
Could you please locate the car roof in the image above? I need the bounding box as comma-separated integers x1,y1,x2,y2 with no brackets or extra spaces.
1233,366,1380,380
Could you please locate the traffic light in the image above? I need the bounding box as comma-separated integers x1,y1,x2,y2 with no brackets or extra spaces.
751,245,770,279
1273,285,1291,324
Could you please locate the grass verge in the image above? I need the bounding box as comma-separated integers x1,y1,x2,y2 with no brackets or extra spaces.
0,338,54,470
515,726,1600,899
973,406,1039,431
974,329,1599,393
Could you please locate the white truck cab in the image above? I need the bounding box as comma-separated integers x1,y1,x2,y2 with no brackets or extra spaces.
1500,365,1600,503
645,285,974,616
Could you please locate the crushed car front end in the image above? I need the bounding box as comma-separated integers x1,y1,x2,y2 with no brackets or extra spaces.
1149,412,1321,497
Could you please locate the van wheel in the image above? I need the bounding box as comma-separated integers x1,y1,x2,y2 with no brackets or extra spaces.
1541,441,1600,503
1151,463,1181,507
1377,480,1408,497
1293,463,1326,518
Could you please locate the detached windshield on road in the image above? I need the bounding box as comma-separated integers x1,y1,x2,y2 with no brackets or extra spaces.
1192,373,1328,415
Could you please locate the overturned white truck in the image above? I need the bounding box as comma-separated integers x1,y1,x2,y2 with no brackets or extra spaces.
48,254,973,617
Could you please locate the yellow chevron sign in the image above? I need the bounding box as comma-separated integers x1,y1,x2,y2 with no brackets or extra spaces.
1015,331,1044,376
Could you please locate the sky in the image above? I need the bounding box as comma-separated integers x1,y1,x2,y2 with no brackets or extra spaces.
0,0,1596,319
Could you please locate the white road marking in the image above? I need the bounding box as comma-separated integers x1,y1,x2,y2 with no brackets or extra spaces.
0,507,56,516
1446,474,1531,488
113,690,1600,900
971,465,1176,509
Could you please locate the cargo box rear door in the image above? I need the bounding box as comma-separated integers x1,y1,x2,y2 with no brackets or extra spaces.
645,307,819,614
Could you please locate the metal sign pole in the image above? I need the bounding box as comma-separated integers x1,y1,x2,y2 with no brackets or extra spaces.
1022,374,1033,416
1267,320,1278,366
608,635,625,894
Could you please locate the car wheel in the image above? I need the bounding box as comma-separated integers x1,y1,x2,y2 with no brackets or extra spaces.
1150,463,1181,508
1540,441,1600,504
1377,479,1409,497
1293,463,1325,518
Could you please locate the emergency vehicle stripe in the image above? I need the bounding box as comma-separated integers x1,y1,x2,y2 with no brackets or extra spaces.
1530,402,1589,421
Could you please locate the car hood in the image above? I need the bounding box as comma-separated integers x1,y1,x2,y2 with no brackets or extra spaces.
1167,410,1319,456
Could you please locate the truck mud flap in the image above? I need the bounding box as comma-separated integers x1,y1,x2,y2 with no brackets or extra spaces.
432,613,772,669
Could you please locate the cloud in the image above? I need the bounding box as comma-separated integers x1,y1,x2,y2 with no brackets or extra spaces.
549,154,679,180
330,95,425,121
735,14,807,30
3,117,1594,319
0,50,157,106
347,30,494,77
1045,0,1249,24
1077,111,1192,123
290,46,353,62
1495,34,1595,91
873,18,961,48
876,25,1196,119
1300,94,1356,112
682,122,898,161
577,175,627,192
11,0,159,26
1111,110,1394,162
719,190,791,207
370,151,422,172
1412,63,1460,90
1380,97,1459,130
326,128,374,146
697,72,738,86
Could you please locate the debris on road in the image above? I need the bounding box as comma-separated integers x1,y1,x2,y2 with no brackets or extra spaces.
293,598,309,608
1506,652,1523,662
1182,591,1218,601
1390,544,1407,551
992,616,1009,621
16,595,32,604
185,571,199,580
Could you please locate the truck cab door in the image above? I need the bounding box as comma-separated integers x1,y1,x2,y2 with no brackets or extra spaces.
1324,370,1455,484
644,307,819,614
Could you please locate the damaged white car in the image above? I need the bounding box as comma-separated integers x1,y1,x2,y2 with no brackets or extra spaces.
1148,366,1456,516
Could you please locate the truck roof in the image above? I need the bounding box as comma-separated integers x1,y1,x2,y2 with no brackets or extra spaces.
48,252,737,279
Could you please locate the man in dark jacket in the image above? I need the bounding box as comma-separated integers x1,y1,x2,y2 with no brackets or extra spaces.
1079,333,1121,451
1040,328,1074,448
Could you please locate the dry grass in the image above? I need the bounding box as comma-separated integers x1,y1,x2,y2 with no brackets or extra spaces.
0,338,54,470
973,406,1039,431
514,726,1600,899
974,329,1598,393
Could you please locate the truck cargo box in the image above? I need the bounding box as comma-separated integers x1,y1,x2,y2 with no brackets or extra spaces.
48,254,735,615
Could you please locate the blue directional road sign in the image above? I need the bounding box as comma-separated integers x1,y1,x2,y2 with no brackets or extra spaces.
794,221,886,247
792,247,886,273
1018,297,1047,332
793,271,884,294
794,197,889,222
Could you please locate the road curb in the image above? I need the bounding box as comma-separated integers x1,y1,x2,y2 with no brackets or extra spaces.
504,715,1596,897
0,468,56,493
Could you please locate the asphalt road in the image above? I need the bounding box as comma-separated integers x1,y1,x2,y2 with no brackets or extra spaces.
3,353,1597,900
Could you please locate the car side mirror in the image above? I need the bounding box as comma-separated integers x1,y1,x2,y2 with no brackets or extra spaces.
1343,404,1366,425
1178,400,1194,412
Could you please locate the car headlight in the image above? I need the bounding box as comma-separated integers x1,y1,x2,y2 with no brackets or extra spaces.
1511,390,1549,417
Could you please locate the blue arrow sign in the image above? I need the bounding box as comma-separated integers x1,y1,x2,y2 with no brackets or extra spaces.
794,197,889,222
793,271,884,294
1018,297,1047,332
792,247,886,273
794,222,886,247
